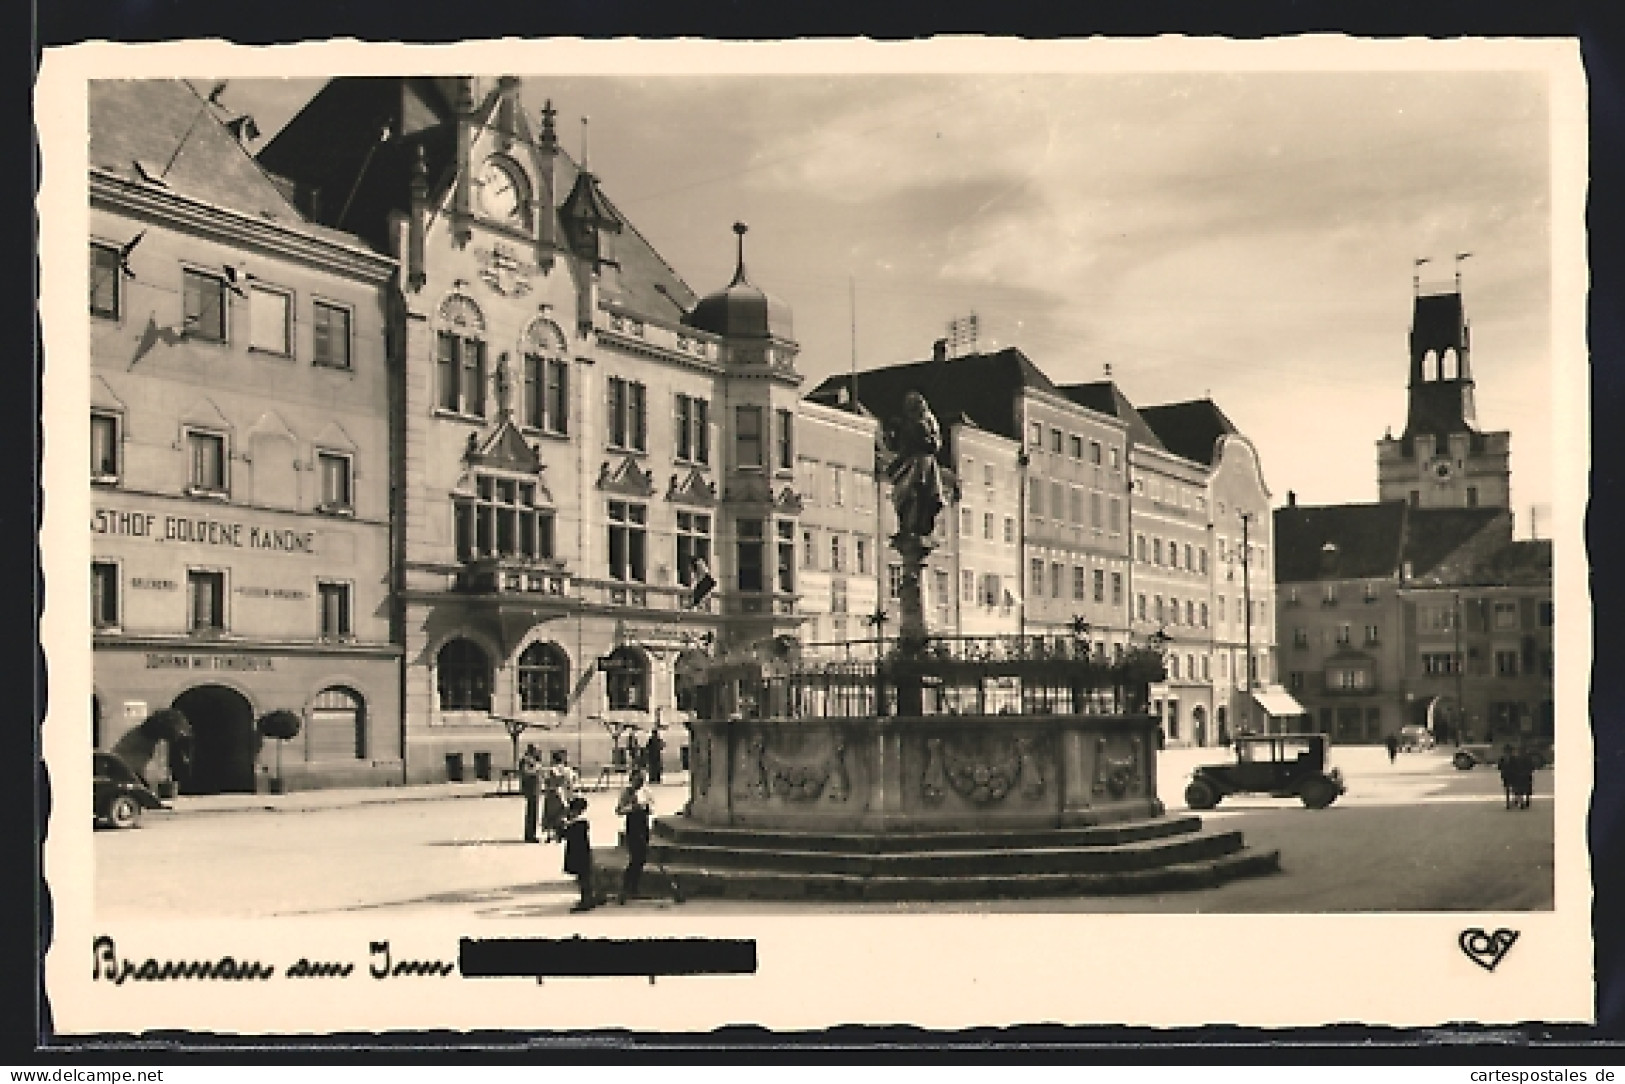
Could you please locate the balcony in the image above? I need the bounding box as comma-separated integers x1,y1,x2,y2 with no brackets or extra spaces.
456,557,570,597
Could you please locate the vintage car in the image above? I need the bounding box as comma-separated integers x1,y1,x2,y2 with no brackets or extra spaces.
1451,742,1553,771
1398,724,1436,752
94,752,167,829
1184,734,1346,810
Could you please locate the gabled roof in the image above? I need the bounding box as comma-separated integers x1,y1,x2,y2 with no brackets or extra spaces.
1061,381,1166,452
807,348,1057,456
90,80,322,231
255,77,697,325
1274,501,1509,584
1138,399,1241,466
1274,502,1409,583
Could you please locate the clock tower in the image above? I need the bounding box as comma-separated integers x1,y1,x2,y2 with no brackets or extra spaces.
1376,278,1511,511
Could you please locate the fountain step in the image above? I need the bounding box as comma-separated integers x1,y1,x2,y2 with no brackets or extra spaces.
650,814,1202,854
605,847,1282,902
646,827,1247,878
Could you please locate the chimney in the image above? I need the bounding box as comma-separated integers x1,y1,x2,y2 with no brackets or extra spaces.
1287,490,1296,507
932,338,948,362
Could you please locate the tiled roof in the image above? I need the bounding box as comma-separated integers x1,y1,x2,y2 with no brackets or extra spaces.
1137,399,1241,466
90,80,313,228
1061,381,1166,452
1465,538,1553,586
1274,501,1510,584
806,348,1058,453
1274,502,1409,583
255,77,697,324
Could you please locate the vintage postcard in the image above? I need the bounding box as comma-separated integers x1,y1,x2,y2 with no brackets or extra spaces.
38,36,1592,1036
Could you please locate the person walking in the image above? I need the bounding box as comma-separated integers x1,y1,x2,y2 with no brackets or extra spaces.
541,749,577,843
1384,734,1399,765
615,768,654,904
1495,744,1519,810
519,744,543,843
644,725,666,784
561,796,595,912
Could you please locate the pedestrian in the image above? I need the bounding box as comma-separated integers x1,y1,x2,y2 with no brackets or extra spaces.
645,725,666,784
519,743,543,843
1512,747,1535,810
626,731,643,773
561,796,596,912
1384,734,1399,765
541,749,576,843
1495,744,1518,810
615,768,654,904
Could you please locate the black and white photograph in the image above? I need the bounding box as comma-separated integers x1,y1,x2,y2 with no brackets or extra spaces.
38,36,1591,1034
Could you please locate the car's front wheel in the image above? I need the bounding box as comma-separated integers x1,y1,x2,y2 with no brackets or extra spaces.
106,794,141,829
1299,779,1339,809
1452,751,1476,771
1184,779,1220,810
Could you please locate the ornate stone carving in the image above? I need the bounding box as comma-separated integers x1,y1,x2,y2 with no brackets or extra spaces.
921,735,1044,805
759,734,850,803
740,735,769,800
1093,735,1143,799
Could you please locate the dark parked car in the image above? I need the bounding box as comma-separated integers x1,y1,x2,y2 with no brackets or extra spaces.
94,752,167,829
1452,742,1553,771
1185,734,1346,810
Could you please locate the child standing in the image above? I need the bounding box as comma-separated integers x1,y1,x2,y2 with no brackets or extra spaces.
561,796,595,912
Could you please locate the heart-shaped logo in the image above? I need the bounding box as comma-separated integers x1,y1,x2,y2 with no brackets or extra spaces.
1459,927,1520,971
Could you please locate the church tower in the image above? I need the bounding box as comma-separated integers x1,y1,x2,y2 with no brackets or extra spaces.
1376,268,1511,510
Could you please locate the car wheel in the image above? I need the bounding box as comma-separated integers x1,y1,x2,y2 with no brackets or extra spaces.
1184,780,1219,810
1452,752,1475,771
1299,780,1338,809
106,794,141,829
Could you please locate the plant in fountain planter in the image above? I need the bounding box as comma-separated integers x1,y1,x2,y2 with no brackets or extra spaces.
257,710,302,794
1113,647,1168,714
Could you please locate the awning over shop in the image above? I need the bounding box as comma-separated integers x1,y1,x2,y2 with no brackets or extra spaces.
1249,687,1308,717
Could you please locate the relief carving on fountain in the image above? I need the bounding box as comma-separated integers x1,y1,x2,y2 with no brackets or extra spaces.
1092,735,1144,799
921,735,1046,805
738,731,850,802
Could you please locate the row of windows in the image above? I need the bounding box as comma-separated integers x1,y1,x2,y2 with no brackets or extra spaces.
91,562,354,638
1134,474,1207,514
962,509,1018,544
1131,591,1212,629
91,411,354,510
436,639,649,713
970,566,1125,608
1027,481,1123,532
1284,583,1384,606
797,461,875,510
92,246,354,369
1025,421,1121,471
1135,534,1209,574
1292,624,1383,648
800,530,872,575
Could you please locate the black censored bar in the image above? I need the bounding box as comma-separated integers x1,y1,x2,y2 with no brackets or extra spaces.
458,936,758,979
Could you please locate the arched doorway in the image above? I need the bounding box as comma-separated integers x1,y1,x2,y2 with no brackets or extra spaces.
171,685,258,794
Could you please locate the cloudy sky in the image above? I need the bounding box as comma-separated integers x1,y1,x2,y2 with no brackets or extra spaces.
227,61,1558,525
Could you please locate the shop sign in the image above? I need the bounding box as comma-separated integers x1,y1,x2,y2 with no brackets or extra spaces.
130,578,177,591
236,586,310,600
144,653,275,672
93,508,317,555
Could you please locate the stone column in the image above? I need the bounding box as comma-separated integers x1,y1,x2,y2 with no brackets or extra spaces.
891,533,932,718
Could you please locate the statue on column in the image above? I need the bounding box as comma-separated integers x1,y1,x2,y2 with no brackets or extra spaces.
884,391,946,542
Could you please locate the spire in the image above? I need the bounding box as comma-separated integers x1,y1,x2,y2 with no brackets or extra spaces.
580,116,590,170
730,221,750,286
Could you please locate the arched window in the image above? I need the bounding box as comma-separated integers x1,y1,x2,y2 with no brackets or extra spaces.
520,319,569,434
605,646,649,711
1440,347,1459,380
309,686,366,760
518,641,570,712
437,638,492,712
1421,349,1439,382
436,294,488,417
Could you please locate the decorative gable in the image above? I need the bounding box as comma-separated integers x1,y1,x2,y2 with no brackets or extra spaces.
464,415,542,475
666,467,718,508
597,453,655,498
774,485,804,515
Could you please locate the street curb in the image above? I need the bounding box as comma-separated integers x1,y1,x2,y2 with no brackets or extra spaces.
157,787,508,819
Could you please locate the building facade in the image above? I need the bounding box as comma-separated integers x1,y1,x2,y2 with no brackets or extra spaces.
1274,281,1551,746
259,76,808,780
89,80,401,793
795,399,882,655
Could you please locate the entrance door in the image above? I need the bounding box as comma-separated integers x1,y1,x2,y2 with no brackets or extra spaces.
1192,705,1207,747
171,685,258,794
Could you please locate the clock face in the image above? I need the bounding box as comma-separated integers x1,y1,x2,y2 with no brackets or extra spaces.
475,158,525,225
1430,458,1455,481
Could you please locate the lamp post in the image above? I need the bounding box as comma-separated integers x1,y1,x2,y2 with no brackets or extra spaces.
1453,590,1465,746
